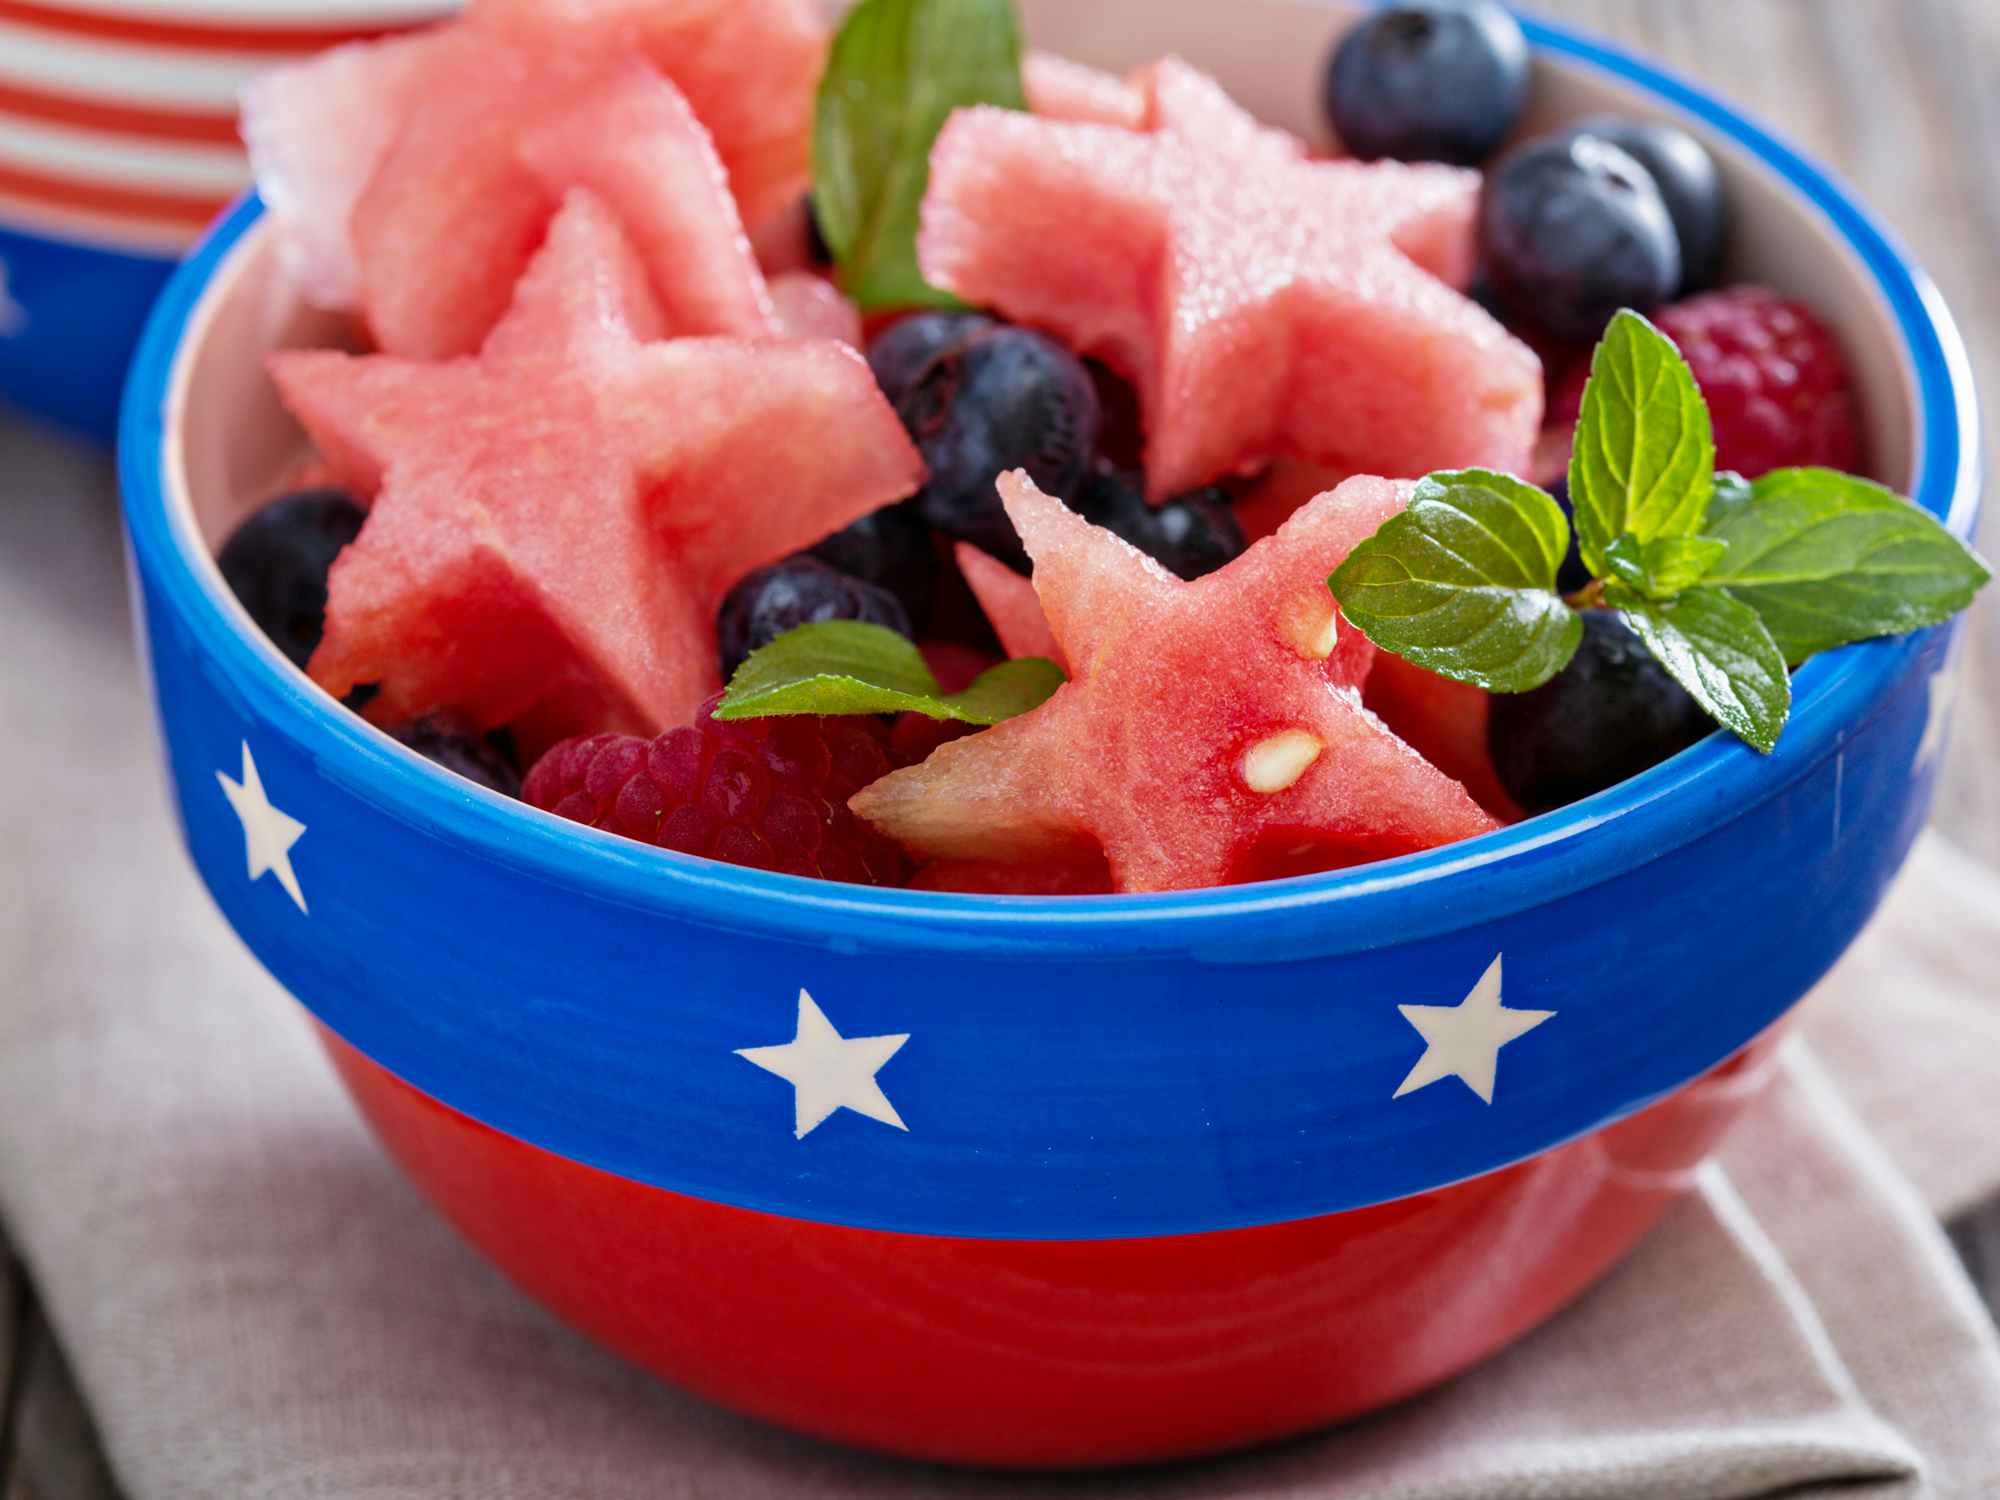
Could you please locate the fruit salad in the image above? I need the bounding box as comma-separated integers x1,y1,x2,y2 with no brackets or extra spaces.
223,0,1988,896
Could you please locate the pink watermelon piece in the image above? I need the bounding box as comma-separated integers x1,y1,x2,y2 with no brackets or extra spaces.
910,855,1114,897
1023,51,1145,129
247,0,821,353
852,472,1497,893
919,99,1540,499
1232,459,1356,544
1362,653,1523,824
1128,56,1305,160
768,271,863,347
955,542,1065,670
239,28,446,308
516,60,776,338
271,191,923,750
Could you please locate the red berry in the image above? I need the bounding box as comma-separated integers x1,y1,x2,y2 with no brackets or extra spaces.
1552,287,1864,479
524,698,911,885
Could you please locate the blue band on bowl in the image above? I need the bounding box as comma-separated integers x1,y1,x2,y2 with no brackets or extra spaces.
117,22,1981,1240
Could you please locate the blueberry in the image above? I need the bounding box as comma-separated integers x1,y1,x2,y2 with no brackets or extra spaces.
803,193,833,268
1481,133,1681,342
865,311,994,406
1323,2,1530,166
808,500,938,627
387,718,522,798
217,487,366,669
1488,609,1712,814
1561,116,1725,293
897,326,1100,572
1546,478,1593,595
718,556,914,680
1072,462,1246,581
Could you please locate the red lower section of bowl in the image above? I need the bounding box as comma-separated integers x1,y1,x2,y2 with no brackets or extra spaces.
324,1030,1779,1467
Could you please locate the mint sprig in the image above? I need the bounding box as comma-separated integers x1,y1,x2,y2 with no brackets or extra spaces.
714,620,1063,724
1329,311,1990,753
812,0,1025,311
1327,470,1582,692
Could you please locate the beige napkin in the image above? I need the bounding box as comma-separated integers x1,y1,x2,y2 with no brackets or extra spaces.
5,413,2000,1500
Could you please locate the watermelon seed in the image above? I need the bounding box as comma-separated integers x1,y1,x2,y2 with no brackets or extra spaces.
1242,731,1325,794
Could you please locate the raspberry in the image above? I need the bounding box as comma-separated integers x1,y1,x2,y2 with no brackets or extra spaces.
524,698,911,885
1552,287,1864,479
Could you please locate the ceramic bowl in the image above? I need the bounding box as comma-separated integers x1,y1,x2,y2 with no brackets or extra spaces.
0,0,442,439
118,0,1979,1468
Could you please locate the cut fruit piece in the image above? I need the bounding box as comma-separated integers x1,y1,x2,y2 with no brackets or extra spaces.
919,95,1540,499
250,0,823,350
517,60,777,338
1129,56,1305,160
272,191,922,749
910,854,1114,896
240,29,445,309
852,473,1496,893
1232,460,1356,544
769,272,863,346
1363,653,1523,823
955,542,1064,670
1023,51,1144,129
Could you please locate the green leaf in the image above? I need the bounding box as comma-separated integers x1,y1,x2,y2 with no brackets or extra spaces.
1601,533,1730,599
1703,467,1992,664
1706,470,1757,528
1568,310,1717,576
715,620,1063,724
1328,469,1583,693
812,0,1025,311
1614,584,1792,753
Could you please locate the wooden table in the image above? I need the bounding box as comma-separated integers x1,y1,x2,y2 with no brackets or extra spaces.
4,2,1996,1493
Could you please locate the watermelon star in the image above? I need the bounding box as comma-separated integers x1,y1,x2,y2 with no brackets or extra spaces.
852,472,1499,893
271,189,923,751
919,95,1542,499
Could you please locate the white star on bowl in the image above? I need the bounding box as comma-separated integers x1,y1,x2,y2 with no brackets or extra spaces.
737,990,910,1139
1393,955,1553,1105
216,742,308,914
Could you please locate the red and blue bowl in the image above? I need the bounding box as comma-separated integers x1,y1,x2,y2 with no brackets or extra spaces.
0,0,441,439
117,0,1980,1468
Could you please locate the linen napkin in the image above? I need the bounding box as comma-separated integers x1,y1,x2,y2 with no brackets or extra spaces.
6,414,2000,1500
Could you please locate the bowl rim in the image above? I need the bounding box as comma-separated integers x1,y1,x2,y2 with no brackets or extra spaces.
119,13,1982,956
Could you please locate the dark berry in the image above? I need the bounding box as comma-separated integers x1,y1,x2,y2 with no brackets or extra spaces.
1480,133,1682,342
217,487,365,669
1323,2,1530,166
866,311,995,405
1488,610,1713,814
807,500,937,626
803,193,833,268
1561,117,1725,294
386,717,522,798
1546,478,1593,595
1072,462,1246,581
524,701,910,884
1655,288,1864,478
897,326,1100,572
717,556,913,681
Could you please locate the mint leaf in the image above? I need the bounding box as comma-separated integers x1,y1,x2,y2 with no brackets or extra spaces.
1328,470,1583,692
813,0,1024,311
1601,533,1729,599
1613,584,1791,753
1706,470,1757,528
1568,310,1717,576
1703,468,1992,664
715,620,1062,724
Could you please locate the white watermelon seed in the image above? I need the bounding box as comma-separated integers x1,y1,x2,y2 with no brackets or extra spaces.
1242,731,1324,794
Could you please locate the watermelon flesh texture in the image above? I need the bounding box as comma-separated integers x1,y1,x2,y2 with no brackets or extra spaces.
273,190,922,750
1362,653,1523,823
245,0,823,350
955,542,1065,671
768,272,863,346
919,95,1539,500
852,473,1498,893
239,29,444,309
1023,51,1145,129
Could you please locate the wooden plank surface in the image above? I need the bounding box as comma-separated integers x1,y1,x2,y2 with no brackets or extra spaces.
1,2,1995,1495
